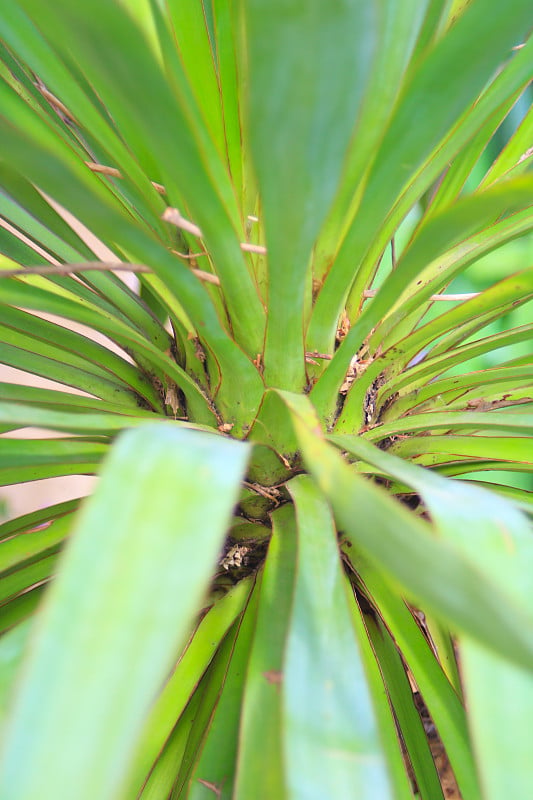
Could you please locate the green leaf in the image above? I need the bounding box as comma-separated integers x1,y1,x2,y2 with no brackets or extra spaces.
234,504,298,800
169,623,241,799
11,0,265,356
362,611,442,800
163,0,226,156
363,410,533,442
0,278,215,420
313,0,429,286
285,475,392,800
187,581,260,800
342,576,416,800
0,498,80,542
0,402,182,436
0,437,108,486
426,93,520,213
138,682,203,800
350,555,480,800
461,642,533,800
0,341,142,408
0,586,47,635
311,178,533,423
0,424,249,800
411,0,453,57
331,430,533,800
308,6,533,355
376,266,533,381
245,0,378,388
278,390,533,671
0,2,171,240
0,620,32,724
0,553,58,607
480,101,533,187
125,578,253,799
0,381,147,416
471,481,533,514
386,434,531,469
0,305,160,405
343,269,533,429
0,78,263,428
384,365,533,419
378,323,533,404
0,513,72,573
211,0,247,201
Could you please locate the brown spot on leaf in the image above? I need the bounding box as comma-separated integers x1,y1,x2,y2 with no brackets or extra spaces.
263,670,283,685
197,779,222,797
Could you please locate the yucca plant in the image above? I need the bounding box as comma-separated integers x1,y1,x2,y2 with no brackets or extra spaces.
0,0,532,798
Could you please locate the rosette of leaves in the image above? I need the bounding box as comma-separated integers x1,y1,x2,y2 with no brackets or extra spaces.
0,1,532,798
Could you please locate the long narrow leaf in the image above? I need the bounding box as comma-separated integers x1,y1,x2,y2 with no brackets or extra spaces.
0,424,249,800
234,503,297,800
278,390,533,670
349,555,480,800
330,428,533,800
245,0,377,388
187,580,260,800
285,475,392,800
125,578,253,799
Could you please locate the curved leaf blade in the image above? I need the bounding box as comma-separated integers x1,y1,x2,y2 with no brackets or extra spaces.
0,424,249,800
329,428,533,800
278,390,533,671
